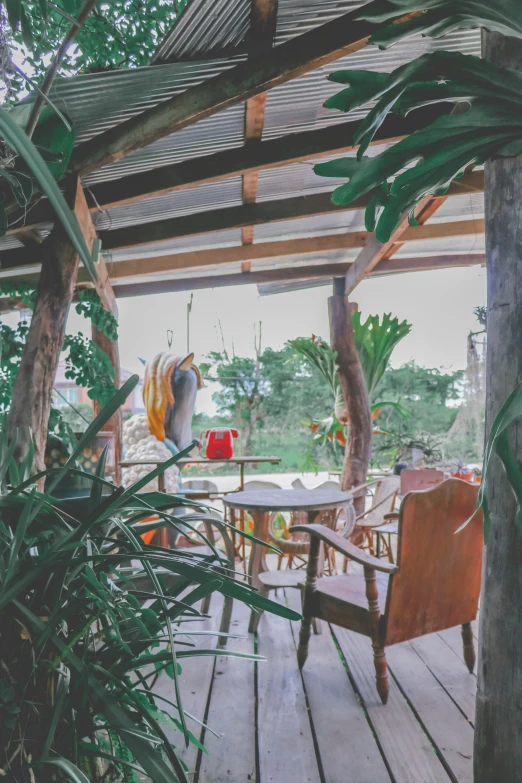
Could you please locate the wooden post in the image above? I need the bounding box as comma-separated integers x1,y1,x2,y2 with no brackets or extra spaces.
474,31,522,783
88,252,122,485
8,178,96,472
92,316,122,485
329,278,372,512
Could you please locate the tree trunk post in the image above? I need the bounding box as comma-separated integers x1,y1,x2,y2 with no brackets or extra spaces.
91,318,122,485
8,178,96,472
329,278,372,513
474,31,522,783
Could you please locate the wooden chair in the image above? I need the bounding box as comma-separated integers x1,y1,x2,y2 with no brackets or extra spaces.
292,479,483,704
348,476,400,564
373,470,445,561
269,479,354,574
399,468,445,495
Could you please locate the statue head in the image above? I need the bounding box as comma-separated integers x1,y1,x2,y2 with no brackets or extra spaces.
143,352,203,453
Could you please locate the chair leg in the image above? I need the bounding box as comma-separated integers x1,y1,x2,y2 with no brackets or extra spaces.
462,622,476,672
312,618,322,635
342,556,348,574
218,596,233,647
297,616,313,669
201,594,211,615
372,643,390,704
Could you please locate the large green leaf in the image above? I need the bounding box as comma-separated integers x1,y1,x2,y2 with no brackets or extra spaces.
0,107,97,281
316,51,522,241
458,383,522,542
356,1,522,46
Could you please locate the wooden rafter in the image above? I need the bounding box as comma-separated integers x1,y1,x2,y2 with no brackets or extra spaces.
1,216,485,279
83,105,453,211
69,4,391,176
110,253,485,297
344,190,474,294
241,0,279,248
99,211,484,253
6,105,460,238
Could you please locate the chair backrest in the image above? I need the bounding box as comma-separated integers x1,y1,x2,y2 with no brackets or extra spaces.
181,479,219,493
356,476,400,528
400,468,445,496
385,479,483,646
243,480,282,491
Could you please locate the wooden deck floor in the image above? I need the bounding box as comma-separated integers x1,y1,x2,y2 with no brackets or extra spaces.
159,588,477,783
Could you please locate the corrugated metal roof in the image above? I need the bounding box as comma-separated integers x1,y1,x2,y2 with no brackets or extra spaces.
0,0,486,289
93,178,243,231
152,0,251,62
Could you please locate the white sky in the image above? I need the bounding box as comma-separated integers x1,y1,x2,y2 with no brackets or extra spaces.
62,263,486,416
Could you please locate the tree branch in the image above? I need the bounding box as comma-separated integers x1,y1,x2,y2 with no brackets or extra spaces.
25,0,98,138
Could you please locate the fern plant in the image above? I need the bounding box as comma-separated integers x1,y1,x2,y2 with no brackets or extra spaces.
0,378,299,782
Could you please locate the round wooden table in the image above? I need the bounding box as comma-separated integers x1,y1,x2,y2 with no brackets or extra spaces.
223,489,353,590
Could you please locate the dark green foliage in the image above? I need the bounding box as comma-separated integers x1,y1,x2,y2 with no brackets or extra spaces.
75,288,119,341
351,312,411,398
10,0,189,88
0,381,300,782
373,362,465,463
199,347,334,468
316,50,522,240
62,332,118,407
357,0,522,47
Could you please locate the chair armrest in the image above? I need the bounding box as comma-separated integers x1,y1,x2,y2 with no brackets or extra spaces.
289,524,399,574
383,512,399,521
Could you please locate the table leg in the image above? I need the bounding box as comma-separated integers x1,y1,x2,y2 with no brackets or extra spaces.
248,510,269,591
239,464,246,562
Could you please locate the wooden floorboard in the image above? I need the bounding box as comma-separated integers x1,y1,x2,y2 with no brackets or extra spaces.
154,584,479,782
156,595,224,779
410,633,476,725
257,598,322,783
285,589,391,783
198,600,256,783
334,626,453,783
386,641,474,782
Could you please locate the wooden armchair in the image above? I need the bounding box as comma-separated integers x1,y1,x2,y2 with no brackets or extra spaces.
291,479,483,704
348,476,400,563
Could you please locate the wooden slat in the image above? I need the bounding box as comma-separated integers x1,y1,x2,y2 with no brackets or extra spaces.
257,608,322,783
99,212,484,253
155,596,223,778
198,601,256,783
335,627,453,783
242,0,278,246
344,185,468,293
98,232,368,267
410,633,477,725
385,641,474,782
285,589,391,782
69,6,382,175
99,192,370,250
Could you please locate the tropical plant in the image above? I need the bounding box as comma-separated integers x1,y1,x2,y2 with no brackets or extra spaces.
0,377,299,782
289,312,411,415
315,2,522,242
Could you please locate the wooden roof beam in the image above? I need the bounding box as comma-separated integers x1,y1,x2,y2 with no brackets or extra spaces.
70,2,398,176
84,105,453,211
109,254,485,298
0,217,485,279
97,195,484,252
241,0,279,248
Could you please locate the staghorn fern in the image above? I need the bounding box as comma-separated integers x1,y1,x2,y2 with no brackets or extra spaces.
316,51,522,242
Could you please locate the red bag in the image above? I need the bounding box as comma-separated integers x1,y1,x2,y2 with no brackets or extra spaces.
205,428,239,459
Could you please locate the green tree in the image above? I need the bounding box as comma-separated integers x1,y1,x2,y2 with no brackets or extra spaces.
201,346,334,467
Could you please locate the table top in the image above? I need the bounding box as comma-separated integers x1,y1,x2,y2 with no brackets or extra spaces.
223,488,353,512
120,456,281,468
